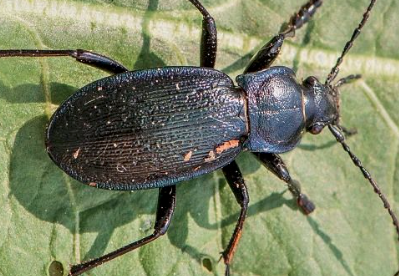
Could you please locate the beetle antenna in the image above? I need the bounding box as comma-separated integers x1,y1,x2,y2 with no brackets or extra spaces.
328,125,399,242
333,74,362,89
325,0,377,85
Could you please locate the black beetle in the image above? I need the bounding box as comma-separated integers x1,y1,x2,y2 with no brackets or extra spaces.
1,0,399,275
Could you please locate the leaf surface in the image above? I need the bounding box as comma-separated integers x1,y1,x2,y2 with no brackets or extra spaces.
0,0,398,275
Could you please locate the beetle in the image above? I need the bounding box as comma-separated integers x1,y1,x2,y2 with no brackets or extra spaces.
1,0,399,275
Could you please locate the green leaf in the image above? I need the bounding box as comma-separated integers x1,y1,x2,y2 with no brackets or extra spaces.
1,0,398,275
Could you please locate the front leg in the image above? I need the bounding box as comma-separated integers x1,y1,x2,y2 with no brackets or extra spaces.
245,0,323,73
253,152,315,214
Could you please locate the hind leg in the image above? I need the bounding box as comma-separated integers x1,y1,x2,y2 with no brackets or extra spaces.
221,161,249,275
69,186,176,276
0,49,128,74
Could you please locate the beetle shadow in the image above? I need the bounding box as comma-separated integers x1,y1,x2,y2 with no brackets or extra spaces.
133,0,166,70
0,82,44,103
222,52,254,75
306,216,355,276
291,20,316,73
0,80,77,105
298,140,337,151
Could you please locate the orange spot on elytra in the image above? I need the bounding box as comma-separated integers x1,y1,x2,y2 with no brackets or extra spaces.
183,151,193,162
215,140,240,154
204,150,216,162
73,148,81,159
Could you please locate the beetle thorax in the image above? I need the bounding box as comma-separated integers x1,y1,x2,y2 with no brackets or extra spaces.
237,67,308,153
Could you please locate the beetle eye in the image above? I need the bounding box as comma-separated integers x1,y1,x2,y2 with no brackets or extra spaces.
304,76,318,86
309,123,324,135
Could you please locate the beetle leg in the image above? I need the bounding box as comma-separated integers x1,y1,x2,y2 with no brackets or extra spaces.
0,49,128,74
69,186,176,276
253,152,315,215
188,0,217,68
221,160,249,276
245,0,323,73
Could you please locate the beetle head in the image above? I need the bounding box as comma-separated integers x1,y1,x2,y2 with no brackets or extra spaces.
302,76,339,135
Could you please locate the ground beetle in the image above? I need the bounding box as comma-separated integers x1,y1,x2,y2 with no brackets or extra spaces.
1,0,398,275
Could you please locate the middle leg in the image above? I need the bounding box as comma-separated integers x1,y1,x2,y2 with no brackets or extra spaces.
188,0,218,68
